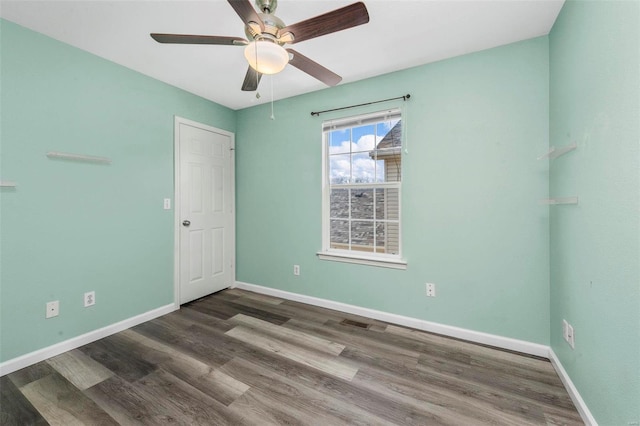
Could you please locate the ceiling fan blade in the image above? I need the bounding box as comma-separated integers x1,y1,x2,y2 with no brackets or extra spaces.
227,0,265,31
286,49,342,87
241,66,263,91
151,33,248,46
278,2,369,44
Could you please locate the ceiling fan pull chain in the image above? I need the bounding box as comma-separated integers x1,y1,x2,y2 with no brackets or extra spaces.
270,75,275,120
255,39,261,99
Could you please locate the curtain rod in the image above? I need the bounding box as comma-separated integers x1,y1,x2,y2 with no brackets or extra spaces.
310,94,410,117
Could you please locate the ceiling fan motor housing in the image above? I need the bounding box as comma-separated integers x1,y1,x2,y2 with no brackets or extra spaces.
255,0,277,14
245,13,286,44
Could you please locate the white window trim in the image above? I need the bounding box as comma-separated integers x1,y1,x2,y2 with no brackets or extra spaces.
316,251,407,270
319,109,406,270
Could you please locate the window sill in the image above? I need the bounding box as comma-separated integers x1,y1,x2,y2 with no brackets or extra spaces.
316,251,407,270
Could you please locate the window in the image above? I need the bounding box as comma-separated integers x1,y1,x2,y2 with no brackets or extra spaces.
319,109,406,269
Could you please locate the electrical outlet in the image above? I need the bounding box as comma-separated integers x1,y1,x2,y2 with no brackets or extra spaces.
163,198,171,210
425,283,436,297
567,324,575,349
562,319,569,341
293,265,300,276
46,301,59,318
84,291,96,307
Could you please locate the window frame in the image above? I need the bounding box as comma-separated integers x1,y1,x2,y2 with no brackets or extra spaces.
318,109,407,270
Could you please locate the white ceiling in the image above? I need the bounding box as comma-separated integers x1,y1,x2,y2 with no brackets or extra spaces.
0,0,564,110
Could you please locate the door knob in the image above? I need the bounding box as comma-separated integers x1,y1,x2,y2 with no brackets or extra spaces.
182,220,191,227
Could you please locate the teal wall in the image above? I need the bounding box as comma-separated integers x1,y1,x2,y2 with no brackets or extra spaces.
0,19,236,362
4,5,638,423
549,1,640,424
236,37,551,344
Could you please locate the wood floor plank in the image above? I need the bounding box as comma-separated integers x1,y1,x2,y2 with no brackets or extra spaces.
7,361,55,388
218,292,337,325
281,298,388,328
224,335,449,425
228,388,313,426
413,359,583,423
353,359,543,426
133,369,246,425
84,374,176,425
191,297,290,325
170,307,236,334
121,329,249,406
46,349,114,390
78,334,158,382
0,375,48,426
20,371,118,425
220,357,394,426
283,317,420,369
229,313,346,356
224,288,284,305
386,324,552,373
133,318,233,369
225,324,359,381
416,353,576,409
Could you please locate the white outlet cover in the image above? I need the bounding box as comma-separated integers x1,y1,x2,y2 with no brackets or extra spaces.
426,283,436,297
84,291,96,307
46,300,59,318
567,324,575,349
562,319,569,341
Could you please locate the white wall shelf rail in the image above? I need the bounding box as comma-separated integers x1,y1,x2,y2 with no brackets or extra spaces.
0,181,17,187
538,142,577,160
540,197,579,205
46,151,111,164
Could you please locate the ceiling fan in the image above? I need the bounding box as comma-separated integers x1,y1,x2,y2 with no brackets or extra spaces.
150,0,369,91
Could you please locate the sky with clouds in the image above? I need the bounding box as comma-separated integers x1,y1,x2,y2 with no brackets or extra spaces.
328,120,399,184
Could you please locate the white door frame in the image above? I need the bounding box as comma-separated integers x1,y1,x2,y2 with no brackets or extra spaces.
173,116,235,307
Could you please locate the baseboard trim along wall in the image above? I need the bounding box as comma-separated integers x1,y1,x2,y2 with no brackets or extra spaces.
234,281,548,356
234,281,595,425
0,303,177,377
548,349,597,426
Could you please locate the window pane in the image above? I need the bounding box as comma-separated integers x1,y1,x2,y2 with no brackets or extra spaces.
330,189,349,218
329,153,351,184
377,119,401,139
330,219,349,249
351,153,376,183
350,221,374,251
351,189,373,220
375,188,386,219
385,188,400,220
375,223,386,253
328,129,351,154
352,124,376,153
383,222,400,255
375,159,385,182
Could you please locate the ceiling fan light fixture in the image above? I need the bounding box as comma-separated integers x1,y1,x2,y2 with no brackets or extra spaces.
244,40,289,74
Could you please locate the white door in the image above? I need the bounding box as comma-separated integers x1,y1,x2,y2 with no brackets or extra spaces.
176,117,234,304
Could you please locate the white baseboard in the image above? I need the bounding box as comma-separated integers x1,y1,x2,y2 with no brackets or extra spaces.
548,349,597,425
0,303,177,377
234,281,549,358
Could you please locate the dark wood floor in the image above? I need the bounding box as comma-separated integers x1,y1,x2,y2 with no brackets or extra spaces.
1,288,583,425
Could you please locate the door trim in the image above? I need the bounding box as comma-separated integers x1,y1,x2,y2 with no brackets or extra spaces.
173,116,235,307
